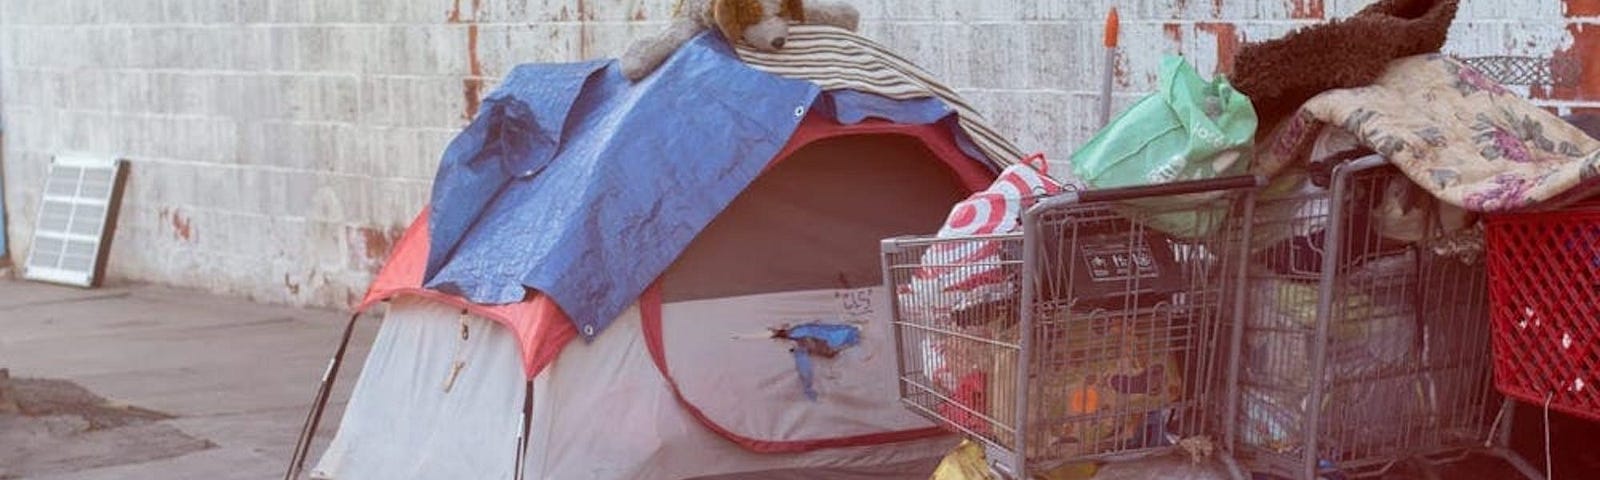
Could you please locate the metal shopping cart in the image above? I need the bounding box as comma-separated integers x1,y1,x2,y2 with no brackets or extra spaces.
1219,54,1575,480
1233,156,1543,480
882,175,1262,479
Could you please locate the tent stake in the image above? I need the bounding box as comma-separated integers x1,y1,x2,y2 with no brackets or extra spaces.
284,312,362,480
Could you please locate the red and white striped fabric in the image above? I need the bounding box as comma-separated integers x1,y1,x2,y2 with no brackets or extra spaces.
901,155,1069,320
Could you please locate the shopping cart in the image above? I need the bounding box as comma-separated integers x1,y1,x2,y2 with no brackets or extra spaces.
1233,155,1542,480
882,175,1262,479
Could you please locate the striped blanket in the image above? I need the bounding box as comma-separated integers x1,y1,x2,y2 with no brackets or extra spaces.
734,25,1035,172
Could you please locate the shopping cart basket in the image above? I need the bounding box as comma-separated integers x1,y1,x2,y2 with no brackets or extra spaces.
1485,201,1600,422
882,175,1261,479
1234,155,1541,480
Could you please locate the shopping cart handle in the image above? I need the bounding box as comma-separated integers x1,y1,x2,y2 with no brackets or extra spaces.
1075,175,1265,204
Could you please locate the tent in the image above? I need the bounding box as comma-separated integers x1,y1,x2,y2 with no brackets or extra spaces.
290,26,1036,480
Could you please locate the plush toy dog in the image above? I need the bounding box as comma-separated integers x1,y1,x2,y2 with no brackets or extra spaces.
620,0,861,82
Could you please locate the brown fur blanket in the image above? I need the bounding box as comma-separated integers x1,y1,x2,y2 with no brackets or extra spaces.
1231,0,1460,139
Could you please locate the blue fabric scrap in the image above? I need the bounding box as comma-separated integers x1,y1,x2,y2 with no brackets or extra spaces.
777,323,861,401
792,350,818,401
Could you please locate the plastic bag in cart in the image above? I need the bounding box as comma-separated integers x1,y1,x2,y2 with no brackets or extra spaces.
1069,55,1258,238
902,155,1066,322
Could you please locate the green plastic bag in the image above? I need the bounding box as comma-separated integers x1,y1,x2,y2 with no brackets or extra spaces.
1070,55,1258,237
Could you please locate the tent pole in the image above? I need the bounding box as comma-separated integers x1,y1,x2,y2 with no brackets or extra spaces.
515,379,535,480
283,312,363,480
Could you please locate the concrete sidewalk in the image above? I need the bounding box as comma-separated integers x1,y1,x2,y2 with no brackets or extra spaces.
0,279,380,480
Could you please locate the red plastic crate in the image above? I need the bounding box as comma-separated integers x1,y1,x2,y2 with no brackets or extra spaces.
1486,203,1600,422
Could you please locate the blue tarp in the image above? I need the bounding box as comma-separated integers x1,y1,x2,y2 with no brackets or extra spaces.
423,32,994,340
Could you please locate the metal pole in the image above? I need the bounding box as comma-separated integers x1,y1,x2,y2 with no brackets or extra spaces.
284,312,363,480
1099,8,1120,127
514,380,535,480
1304,172,1348,480
883,238,911,402
1303,156,1386,479
1014,194,1078,479
1221,189,1257,480
1496,398,1546,480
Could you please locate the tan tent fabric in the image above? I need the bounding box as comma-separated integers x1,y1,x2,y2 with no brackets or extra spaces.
314,295,955,480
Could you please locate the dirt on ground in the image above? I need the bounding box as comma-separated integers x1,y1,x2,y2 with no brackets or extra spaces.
0,369,215,479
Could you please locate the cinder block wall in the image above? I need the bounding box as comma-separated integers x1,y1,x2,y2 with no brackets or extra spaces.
0,0,1595,308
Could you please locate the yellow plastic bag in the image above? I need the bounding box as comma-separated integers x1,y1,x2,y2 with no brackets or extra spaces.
930,440,998,480
929,440,1100,480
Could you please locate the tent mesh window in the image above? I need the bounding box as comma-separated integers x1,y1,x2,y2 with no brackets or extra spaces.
663,135,968,302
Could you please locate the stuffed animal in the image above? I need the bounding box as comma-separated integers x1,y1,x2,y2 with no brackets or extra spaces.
620,0,861,82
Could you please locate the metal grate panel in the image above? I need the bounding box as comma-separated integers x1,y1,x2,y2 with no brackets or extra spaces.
1458,55,1579,88
23,156,126,287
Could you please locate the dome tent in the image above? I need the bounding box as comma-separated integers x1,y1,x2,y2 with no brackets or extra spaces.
288,26,1036,480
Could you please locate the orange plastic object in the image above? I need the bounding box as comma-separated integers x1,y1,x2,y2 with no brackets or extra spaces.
1104,7,1120,48
1068,386,1102,414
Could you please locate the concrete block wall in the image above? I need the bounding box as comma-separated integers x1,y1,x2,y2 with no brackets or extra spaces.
0,0,1596,309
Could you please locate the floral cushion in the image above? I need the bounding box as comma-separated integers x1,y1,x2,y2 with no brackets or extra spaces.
1254,54,1600,213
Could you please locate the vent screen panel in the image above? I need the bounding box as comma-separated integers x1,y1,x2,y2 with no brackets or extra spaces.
24,156,125,287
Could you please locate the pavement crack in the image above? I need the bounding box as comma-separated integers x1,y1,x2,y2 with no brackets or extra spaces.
0,291,134,311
